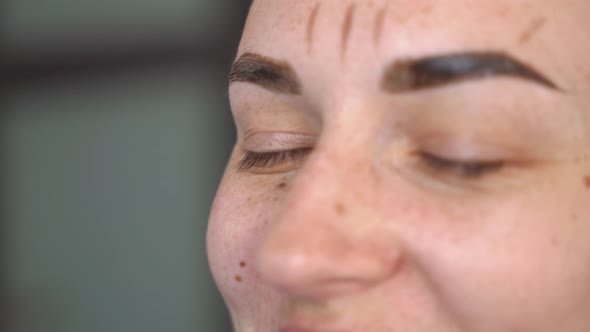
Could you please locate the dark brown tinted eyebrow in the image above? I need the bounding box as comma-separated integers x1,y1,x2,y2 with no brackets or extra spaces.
381,51,561,93
229,52,302,95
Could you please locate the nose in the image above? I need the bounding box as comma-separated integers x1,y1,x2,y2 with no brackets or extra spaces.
255,149,404,301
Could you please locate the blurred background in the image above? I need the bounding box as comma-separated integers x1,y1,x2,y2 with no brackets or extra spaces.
2,1,250,331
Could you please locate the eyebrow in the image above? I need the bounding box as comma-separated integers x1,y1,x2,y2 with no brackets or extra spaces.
381,51,561,93
229,52,302,95
229,51,561,96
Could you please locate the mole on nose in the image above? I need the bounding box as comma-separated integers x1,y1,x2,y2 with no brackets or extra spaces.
334,202,346,216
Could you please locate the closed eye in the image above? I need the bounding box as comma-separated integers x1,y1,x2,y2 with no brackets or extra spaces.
237,148,505,180
417,152,505,178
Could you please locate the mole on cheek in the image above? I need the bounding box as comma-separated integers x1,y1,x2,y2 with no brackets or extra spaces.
235,274,242,282
335,202,346,216
277,182,287,190
240,261,246,268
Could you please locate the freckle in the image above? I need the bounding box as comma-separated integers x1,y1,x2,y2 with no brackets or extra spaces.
335,202,346,216
277,182,287,189
584,175,590,189
235,274,242,282
369,165,382,189
240,261,246,268
420,4,434,14
494,6,511,18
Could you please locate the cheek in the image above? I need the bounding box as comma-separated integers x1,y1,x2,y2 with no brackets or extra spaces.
206,181,278,307
422,195,590,331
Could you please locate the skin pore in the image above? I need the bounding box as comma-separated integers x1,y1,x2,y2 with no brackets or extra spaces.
207,1,590,331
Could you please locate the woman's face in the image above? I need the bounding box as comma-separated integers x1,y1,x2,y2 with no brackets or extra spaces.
207,1,590,331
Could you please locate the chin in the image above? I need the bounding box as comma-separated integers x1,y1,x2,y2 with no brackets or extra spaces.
227,304,284,332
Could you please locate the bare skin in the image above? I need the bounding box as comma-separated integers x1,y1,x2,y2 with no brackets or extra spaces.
207,1,590,331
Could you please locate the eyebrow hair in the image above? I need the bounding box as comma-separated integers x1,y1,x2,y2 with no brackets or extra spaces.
229,52,302,95
381,51,560,93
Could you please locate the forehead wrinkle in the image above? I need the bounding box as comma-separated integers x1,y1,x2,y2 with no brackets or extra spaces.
341,3,357,61
306,3,321,54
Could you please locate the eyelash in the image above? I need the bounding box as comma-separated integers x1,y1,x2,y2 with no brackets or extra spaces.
238,148,312,171
238,148,505,178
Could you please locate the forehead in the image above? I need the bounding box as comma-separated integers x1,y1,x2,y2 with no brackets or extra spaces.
239,0,589,92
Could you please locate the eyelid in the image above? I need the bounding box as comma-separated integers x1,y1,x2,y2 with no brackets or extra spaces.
416,151,505,177
243,132,316,152
415,133,522,161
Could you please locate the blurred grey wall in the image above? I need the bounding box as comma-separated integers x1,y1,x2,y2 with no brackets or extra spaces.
3,1,249,331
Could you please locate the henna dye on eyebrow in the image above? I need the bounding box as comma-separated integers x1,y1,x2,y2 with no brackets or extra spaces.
518,17,547,46
373,5,387,47
306,3,321,53
341,3,356,58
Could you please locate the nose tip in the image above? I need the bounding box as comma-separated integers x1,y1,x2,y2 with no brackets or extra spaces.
256,223,403,300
